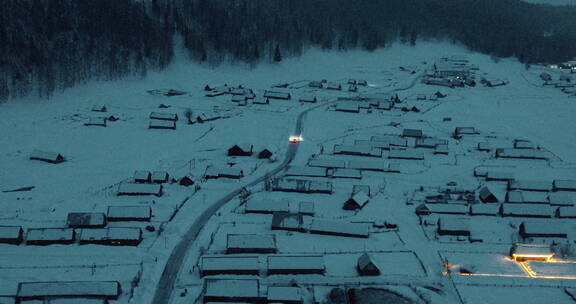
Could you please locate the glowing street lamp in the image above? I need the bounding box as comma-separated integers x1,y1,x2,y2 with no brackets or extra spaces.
289,135,303,143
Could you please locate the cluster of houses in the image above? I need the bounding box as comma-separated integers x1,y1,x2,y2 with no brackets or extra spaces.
308,79,367,93
422,55,483,88
116,170,174,196
0,205,151,247
540,72,576,97
415,176,576,242
84,105,115,127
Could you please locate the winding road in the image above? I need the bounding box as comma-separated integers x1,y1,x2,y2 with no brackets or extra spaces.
150,101,328,304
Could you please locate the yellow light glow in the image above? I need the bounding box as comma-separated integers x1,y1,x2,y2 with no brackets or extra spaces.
289,135,303,143
512,253,554,262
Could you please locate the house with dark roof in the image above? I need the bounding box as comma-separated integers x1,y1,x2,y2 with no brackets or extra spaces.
228,143,253,156
479,186,499,203
343,192,370,210
357,253,380,276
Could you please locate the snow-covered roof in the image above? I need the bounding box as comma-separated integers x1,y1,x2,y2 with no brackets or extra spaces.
49,299,107,304
80,228,142,242
557,206,576,218
17,281,119,298
285,166,327,177
415,137,447,148
549,192,576,206
309,219,370,238
267,255,325,271
332,168,362,179
85,117,106,126
272,178,332,193
227,234,276,251
485,170,515,181
437,217,470,233
357,253,379,271
520,221,567,237
511,244,552,256
308,159,347,169
133,170,151,181
388,148,424,160
149,119,176,129
66,213,106,227
554,180,576,191
347,192,370,208
454,127,478,136
299,95,317,102
253,97,270,104
267,287,301,302
201,256,260,272
245,199,290,213
501,204,552,217
149,112,178,121
335,101,359,112
151,171,169,181
0,226,22,239
402,129,423,138
271,212,303,231
508,180,553,192
354,140,390,150
205,166,244,178
197,112,221,121
204,279,259,298
298,201,315,215
371,135,407,147
264,90,291,99
416,203,468,215
334,144,382,157
26,228,74,242
353,185,371,196
347,159,386,171
496,148,547,159
514,140,535,149
107,206,151,220
470,204,500,216
326,82,341,90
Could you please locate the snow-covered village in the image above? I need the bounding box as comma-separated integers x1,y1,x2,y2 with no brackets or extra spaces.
2,1,576,304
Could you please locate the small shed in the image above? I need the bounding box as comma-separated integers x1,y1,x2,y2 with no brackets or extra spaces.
343,192,370,210
264,90,291,100
226,234,277,254
267,255,325,275
309,81,323,88
252,97,270,105
149,119,176,130
0,226,24,245
402,129,423,138
134,170,152,183
479,186,499,203
30,150,65,164
117,182,162,196
326,82,342,90
149,112,178,121
357,253,380,276
107,206,152,222
453,127,479,138
196,112,221,123
299,95,318,103
26,228,75,245
228,143,253,156
519,221,567,238
203,279,261,303
151,171,169,183
267,286,303,304
271,212,303,232
437,217,471,236
92,105,107,112
258,148,274,159
66,213,106,228
85,117,106,127
200,256,260,276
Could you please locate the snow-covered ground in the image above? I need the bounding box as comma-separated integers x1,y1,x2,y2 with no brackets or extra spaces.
1,41,575,304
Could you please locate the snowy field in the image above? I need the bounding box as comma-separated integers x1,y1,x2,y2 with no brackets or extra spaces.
1,41,576,304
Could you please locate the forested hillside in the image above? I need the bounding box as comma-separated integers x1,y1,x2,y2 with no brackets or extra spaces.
2,0,576,101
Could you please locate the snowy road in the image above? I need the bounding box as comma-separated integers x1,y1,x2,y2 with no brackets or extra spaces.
150,101,329,304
